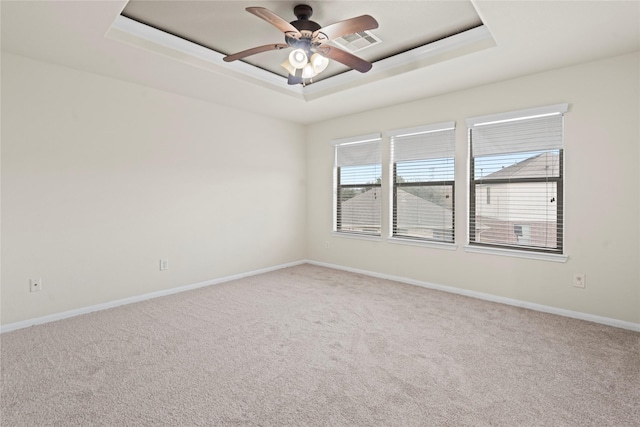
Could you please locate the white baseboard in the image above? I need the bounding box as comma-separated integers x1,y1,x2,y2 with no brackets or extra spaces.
3,259,638,334
0,260,307,334
305,260,640,333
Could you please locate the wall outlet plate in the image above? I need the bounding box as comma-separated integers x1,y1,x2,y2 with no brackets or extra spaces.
160,259,169,271
573,273,586,288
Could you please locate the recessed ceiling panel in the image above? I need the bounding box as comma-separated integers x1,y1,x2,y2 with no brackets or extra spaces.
121,1,483,82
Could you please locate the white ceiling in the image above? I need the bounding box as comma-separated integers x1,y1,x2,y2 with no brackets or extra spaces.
1,1,639,125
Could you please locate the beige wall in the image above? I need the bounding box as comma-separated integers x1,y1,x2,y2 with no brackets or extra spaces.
2,51,638,327
307,52,640,324
1,53,307,324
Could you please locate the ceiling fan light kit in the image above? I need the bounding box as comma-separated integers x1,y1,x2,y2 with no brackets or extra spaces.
288,49,308,69
301,63,316,79
310,53,329,74
280,59,296,76
223,4,379,86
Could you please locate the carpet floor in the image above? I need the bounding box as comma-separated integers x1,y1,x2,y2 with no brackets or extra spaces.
1,264,639,426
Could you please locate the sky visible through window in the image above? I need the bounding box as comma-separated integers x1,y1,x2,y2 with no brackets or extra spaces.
339,151,553,185
340,164,381,186
396,158,454,182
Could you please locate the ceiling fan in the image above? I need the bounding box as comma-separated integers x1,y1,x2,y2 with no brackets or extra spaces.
223,4,379,85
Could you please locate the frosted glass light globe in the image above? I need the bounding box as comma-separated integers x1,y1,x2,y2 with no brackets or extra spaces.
310,53,329,74
301,63,316,79
288,49,308,69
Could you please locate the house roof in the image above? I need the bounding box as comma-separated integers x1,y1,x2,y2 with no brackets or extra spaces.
342,188,452,230
396,190,453,230
484,152,560,180
341,188,382,225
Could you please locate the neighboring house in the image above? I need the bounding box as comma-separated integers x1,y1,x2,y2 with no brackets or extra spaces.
339,187,382,233
475,152,559,248
340,188,453,239
395,189,454,240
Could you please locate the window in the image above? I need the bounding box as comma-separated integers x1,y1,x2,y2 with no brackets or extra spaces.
467,104,568,254
388,122,455,242
333,134,382,236
514,224,531,245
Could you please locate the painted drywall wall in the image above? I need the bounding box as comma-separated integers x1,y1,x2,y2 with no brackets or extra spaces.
307,52,640,324
1,53,307,325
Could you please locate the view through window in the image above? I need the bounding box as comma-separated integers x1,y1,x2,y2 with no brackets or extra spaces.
467,105,568,254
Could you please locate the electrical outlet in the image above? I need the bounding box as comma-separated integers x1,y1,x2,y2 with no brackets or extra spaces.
573,273,586,288
30,278,42,292
325,241,330,249
160,259,169,271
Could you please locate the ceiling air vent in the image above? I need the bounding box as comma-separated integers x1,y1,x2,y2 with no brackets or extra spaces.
331,30,381,53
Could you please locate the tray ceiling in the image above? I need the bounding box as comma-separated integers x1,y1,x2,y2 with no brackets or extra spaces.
2,1,638,124
120,1,484,83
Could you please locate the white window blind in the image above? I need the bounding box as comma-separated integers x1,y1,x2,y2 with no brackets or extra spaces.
471,115,564,157
467,104,568,253
333,134,382,236
388,122,455,242
336,141,381,166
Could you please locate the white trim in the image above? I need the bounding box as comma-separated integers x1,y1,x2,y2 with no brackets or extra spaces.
303,26,495,99
107,15,304,99
108,15,494,102
466,103,569,127
464,244,568,263
3,260,636,334
305,260,640,332
331,133,382,146
332,231,383,242
386,121,456,138
387,237,458,251
0,260,307,334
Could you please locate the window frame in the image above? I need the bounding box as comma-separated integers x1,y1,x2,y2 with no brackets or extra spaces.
335,166,382,236
392,163,455,242
468,148,564,254
332,133,383,237
466,104,569,258
387,122,456,245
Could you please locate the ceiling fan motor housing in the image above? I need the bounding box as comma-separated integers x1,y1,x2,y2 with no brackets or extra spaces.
290,19,321,33
286,4,321,53
293,4,314,21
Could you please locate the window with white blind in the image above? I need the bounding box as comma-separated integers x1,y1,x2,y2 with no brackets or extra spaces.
333,134,382,236
388,122,455,243
466,104,568,254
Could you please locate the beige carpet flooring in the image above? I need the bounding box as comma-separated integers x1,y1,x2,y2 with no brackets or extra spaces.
1,264,639,426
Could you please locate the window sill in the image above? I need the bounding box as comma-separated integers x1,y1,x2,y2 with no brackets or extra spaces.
332,231,383,242
464,245,568,263
388,237,457,251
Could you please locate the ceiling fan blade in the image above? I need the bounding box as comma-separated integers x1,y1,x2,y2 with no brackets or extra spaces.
223,44,289,62
321,46,373,73
313,15,379,42
246,7,301,37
